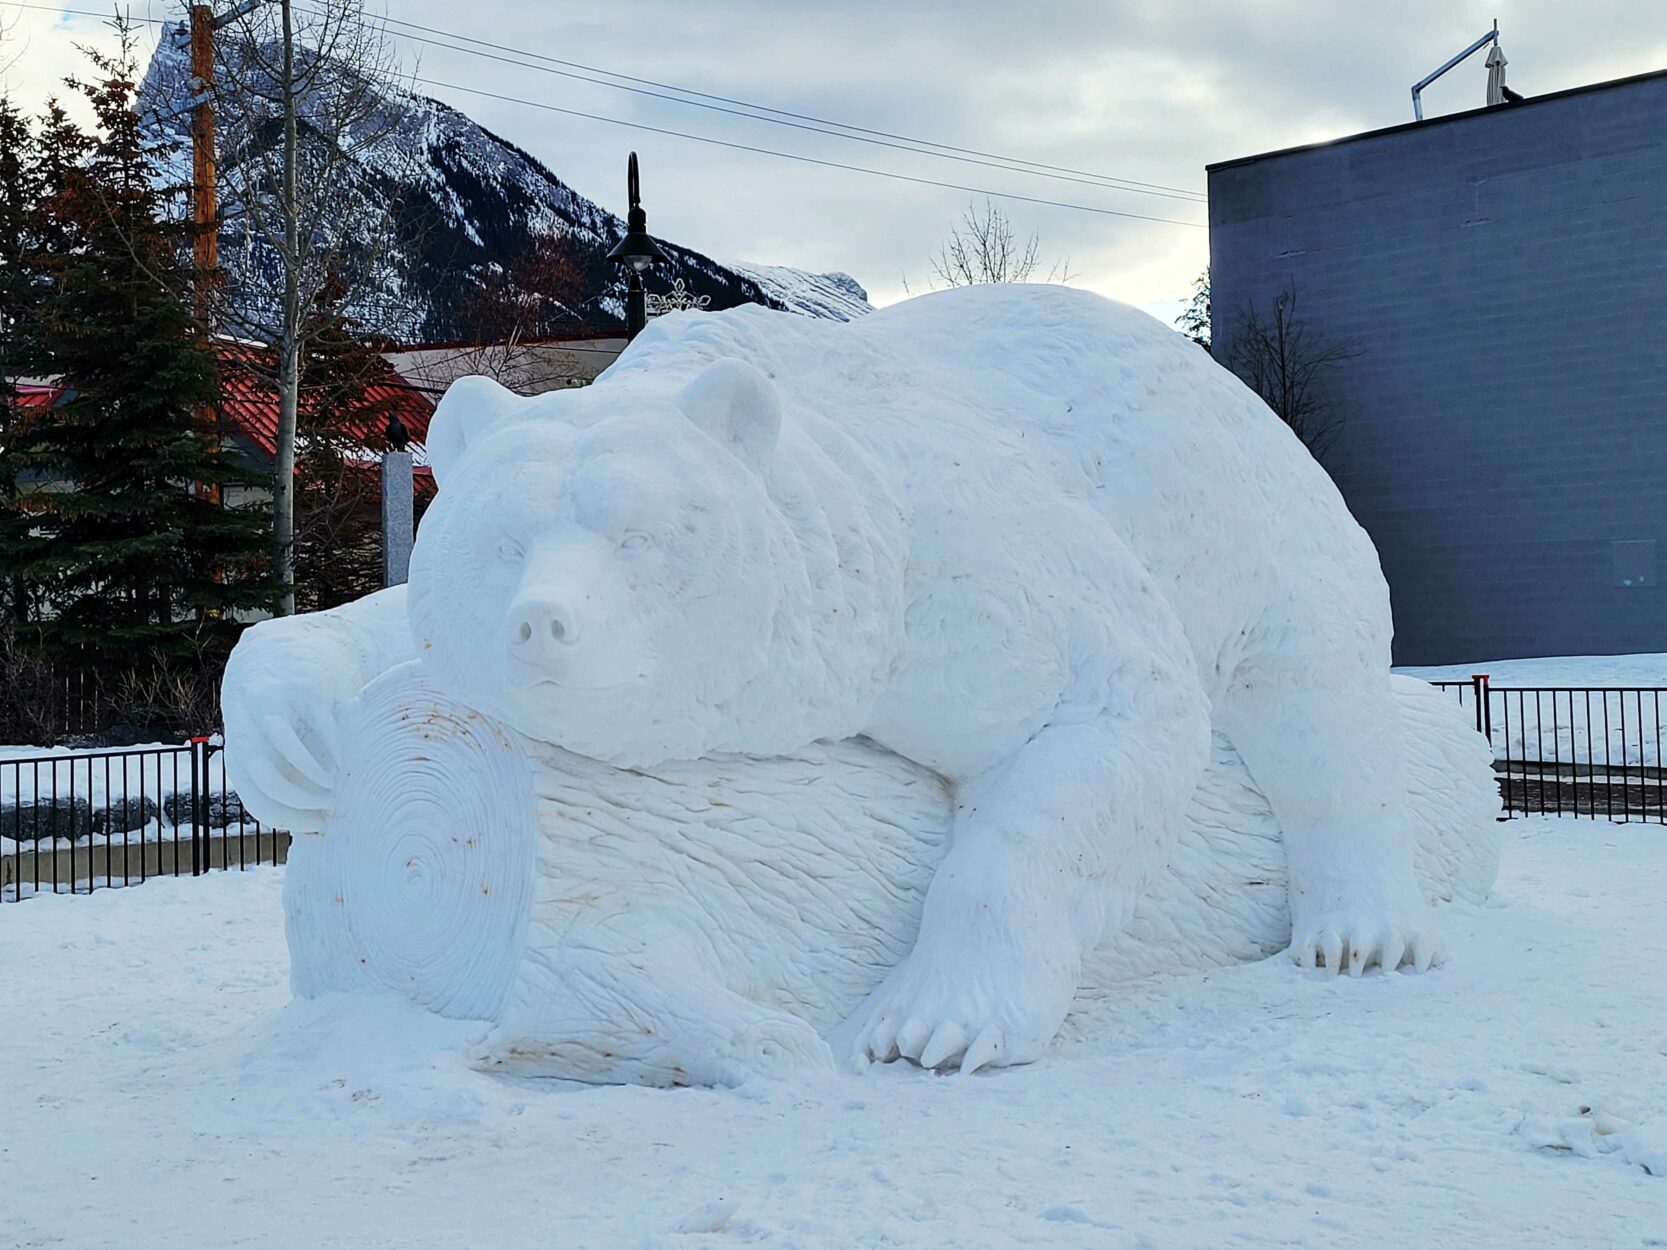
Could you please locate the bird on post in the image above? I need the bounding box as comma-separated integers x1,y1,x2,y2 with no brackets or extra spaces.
385,413,410,453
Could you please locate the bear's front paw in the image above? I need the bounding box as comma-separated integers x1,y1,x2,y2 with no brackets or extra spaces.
223,644,358,828
848,911,1080,1075
1288,886,1441,977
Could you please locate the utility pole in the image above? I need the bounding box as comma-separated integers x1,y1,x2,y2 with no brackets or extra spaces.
186,0,264,305
186,0,263,511
188,4,219,330
275,0,299,615
188,4,223,507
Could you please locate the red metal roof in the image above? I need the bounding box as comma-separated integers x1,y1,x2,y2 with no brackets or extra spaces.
12,384,61,410
14,345,437,498
214,341,437,498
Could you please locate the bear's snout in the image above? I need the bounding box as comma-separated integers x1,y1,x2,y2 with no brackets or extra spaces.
508,594,583,659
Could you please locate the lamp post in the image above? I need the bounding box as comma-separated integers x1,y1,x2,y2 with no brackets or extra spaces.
606,152,668,341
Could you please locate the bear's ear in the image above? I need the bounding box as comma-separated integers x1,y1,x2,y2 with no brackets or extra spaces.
678,358,781,469
426,374,527,487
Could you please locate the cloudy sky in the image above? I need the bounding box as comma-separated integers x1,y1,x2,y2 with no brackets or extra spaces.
5,1,1666,323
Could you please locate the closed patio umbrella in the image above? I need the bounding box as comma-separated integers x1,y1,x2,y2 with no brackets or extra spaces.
1485,41,1509,106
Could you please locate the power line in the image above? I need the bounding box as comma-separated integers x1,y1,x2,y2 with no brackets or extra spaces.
415,76,1206,229
343,9,1206,204
0,1,165,22
6,0,1204,227
373,11,1206,200
9,0,1207,209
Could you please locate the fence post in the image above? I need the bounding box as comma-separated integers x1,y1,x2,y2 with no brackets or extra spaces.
189,736,209,876
1471,674,1491,740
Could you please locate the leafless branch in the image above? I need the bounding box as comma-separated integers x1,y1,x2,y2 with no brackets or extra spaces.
201,0,412,613
1228,281,1360,464
919,198,1074,289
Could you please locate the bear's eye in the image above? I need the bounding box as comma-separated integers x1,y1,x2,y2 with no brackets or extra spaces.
497,537,524,563
620,531,653,552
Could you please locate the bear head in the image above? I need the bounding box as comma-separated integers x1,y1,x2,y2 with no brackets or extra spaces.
408,359,809,767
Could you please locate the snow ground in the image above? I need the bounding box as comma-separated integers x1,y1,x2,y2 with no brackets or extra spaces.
2,816,1662,1249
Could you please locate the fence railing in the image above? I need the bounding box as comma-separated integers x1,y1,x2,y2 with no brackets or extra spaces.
0,738,286,903
1432,675,1667,823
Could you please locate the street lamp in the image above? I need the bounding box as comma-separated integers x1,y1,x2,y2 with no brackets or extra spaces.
606,151,668,341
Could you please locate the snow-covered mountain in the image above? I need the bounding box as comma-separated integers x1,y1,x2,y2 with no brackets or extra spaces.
727,262,873,322
139,25,868,342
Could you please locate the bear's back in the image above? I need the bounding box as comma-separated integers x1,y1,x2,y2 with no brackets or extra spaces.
840,287,1386,669
614,285,1389,673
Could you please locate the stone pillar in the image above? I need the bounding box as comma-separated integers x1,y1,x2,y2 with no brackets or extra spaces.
381,450,414,588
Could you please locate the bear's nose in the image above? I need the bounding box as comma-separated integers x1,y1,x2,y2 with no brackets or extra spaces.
508,598,582,654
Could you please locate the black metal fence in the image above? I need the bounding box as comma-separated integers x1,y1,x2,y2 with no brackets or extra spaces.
0,738,286,903
1432,675,1667,822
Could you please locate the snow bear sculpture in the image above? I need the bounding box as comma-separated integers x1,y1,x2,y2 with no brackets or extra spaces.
225,284,1502,1079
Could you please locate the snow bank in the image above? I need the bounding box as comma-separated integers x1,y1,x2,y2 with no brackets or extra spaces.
1399,653,1667,688
0,741,243,849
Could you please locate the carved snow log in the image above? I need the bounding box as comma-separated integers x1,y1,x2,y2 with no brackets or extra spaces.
283,685,538,1023
285,663,1498,1085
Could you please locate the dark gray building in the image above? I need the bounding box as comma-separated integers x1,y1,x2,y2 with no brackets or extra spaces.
1208,69,1667,665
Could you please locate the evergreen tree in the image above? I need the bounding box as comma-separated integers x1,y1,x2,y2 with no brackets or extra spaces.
0,29,278,673
1176,270,1211,352
0,95,44,627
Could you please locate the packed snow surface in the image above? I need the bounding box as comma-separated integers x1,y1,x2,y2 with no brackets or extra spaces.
2,817,1660,1249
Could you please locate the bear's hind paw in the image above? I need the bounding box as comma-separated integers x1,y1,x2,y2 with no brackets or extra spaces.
847,931,1078,1075
1289,912,1440,976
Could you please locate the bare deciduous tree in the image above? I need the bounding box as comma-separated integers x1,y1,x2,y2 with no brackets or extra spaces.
1228,281,1360,464
445,230,598,391
912,198,1074,291
0,8,20,78
210,0,405,614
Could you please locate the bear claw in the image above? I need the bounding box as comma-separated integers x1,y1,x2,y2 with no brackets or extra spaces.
849,930,1074,1075
1290,914,1441,975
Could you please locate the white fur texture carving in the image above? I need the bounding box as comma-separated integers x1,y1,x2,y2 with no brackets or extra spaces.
226,285,1503,1081
279,664,1499,1086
